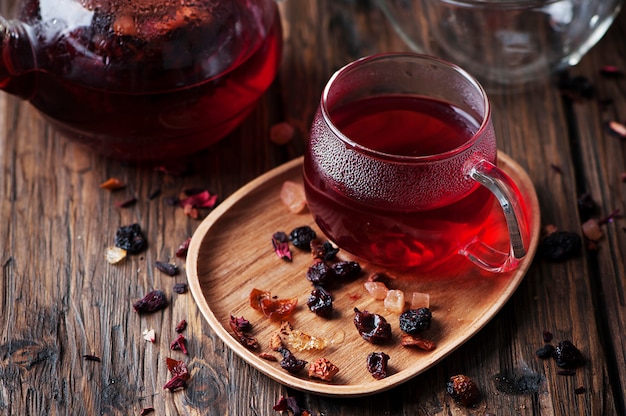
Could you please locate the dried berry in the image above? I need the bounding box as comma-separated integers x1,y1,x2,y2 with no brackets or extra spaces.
535,344,555,359
539,230,582,261
155,261,179,276
273,396,304,415
353,308,392,344
399,308,432,335
447,374,480,407
331,260,361,279
133,290,168,313
310,239,339,261
577,193,597,221
552,340,585,368
175,237,191,258
173,283,188,294
278,347,307,374
83,354,101,362
272,231,292,261
543,330,553,343
366,351,390,380
289,226,317,250
307,286,333,318
306,260,336,286
308,357,339,381
115,223,147,254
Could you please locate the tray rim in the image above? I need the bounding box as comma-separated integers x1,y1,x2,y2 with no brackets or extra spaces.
186,152,541,397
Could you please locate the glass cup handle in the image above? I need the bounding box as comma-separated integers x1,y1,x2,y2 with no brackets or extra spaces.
462,159,527,273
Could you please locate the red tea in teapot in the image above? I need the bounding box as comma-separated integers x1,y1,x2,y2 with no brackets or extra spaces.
1,0,282,160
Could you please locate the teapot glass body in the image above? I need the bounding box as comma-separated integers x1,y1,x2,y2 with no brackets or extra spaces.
1,0,282,161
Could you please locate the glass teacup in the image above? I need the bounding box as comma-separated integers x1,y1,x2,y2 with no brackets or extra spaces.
303,53,531,273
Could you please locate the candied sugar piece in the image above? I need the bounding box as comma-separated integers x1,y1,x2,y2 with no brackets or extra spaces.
105,246,127,264
286,329,328,351
308,357,339,381
384,289,406,313
143,328,156,343
364,281,389,300
410,291,430,309
280,181,307,214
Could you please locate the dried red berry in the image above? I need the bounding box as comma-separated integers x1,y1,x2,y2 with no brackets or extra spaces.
366,351,390,380
273,396,303,415
175,319,187,333
399,308,432,335
447,374,480,407
354,308,392,344
307,286,333,318
173,283,188,294
331,260,361,279
133,290,168,313
306,260,336,286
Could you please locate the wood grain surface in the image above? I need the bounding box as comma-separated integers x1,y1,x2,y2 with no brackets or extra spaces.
0,0,625,415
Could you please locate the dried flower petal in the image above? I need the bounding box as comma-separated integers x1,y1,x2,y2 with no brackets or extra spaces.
230,315,251,331
99,178,125,191
155,261,179,276
249,288,298,321
143,328,156,343
179,190,218,209
166,357,190,379
259,352,278,361
273,396,303,415
229,317,259,349
272,232,292,261
600,65,623,78
175,320,187,333
105,246,127,264
400,334,436,351
175,237,191,258
83,354,101,362
170,334,188,354
163,375,187,391
114,197,137,208
280,180,307,213
133,290,168,313
173,283,188,294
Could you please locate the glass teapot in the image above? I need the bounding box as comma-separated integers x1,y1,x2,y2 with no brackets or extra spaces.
0,0,282,161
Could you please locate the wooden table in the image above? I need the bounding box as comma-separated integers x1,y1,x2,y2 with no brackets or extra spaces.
1,1,625,415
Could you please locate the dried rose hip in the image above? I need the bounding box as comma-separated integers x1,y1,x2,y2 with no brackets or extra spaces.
307,286,333,318
539,230,582,261
278,347,307,374
400,334,436,351
133,290,168,313
366,351,390,380
308,357,339,381
115,223,147,254
249,288,298,321
399,308,432,335
354,308,392,344
447,374,480,407
552,340,585,368
331,260,361,280
289,226,316,250
306,260,336,286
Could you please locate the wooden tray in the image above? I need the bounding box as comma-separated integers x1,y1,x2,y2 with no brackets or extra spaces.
186,152,540,397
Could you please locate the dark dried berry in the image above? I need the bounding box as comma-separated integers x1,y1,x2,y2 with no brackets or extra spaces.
543,330,553,343
577,193,597,222
311,239,339,260
155,261,179,276
115,223,147,254
83,354,101,362
354,308,392,344
535,344,555,359
173,283,188,294
331,261,361,279
552,340,585,368
574,386,586,394
289,226,316,250
307,286,333,318
539,231,582,261
278,347,307,374
133,290,168,313
306,260,336,286
447,374,480,407
399,308,432,335
366,351,390,380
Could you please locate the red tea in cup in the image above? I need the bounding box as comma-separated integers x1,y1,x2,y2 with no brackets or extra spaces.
304,53,529,273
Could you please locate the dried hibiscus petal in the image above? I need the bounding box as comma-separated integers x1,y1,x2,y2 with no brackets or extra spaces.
175,319,187,333
115,223,147,254
249,288,298,321
164,357,190,391
228,316,258,350
230,315,251,331
272,232,292,261
170,334,188,354
366,351,390,380
179,190,218,209
354,308,392,344
133,290,168,313
175,237,191,258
